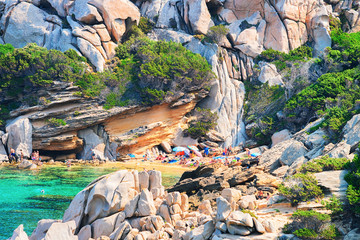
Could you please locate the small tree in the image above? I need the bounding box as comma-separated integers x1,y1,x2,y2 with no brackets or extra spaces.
187,108,218,139
207,25,229,44
278,173,323,205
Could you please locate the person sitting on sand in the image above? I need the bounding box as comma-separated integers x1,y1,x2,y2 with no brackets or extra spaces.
9,148,16,164
245,148,261,159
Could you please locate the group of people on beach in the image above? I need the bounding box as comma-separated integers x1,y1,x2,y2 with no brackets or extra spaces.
8,148,23,164
140,144,261,170
31,150,42,166
8,148,44,166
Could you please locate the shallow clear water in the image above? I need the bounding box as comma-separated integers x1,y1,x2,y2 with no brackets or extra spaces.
0,164,180,239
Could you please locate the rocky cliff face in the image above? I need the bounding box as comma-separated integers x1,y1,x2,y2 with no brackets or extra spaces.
1,0,356,160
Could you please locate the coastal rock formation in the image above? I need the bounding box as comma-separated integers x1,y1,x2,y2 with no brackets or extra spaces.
0,0,140,71
0,0,336,153
10,169,279,240
6,117,32,158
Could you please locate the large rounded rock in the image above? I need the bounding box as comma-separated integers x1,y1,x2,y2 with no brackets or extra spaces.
44,221,77,240
271,129,291,147
137,189,156,216
344,228,360,240
10,224,29,240
343,114,360,149
258,62,283,86
279,141,307,166
183,0,211,34
63,170,136,229
216,197,232,221
226,211,253,228
30,219,61,240
6,117,32,158
3,3,51,48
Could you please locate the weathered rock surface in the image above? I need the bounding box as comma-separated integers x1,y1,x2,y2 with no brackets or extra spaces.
0,0,140,71
279,141,307,166
6,117,32,158
343,113,360,149
10,169,281,240
344,228,360,240
258,62,283,86
44,221,77,240
10,224,29,240
271,129,291,147
314,170,349,200
30,219,61,240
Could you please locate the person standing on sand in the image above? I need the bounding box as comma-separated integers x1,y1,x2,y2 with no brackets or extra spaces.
20,150,24,162
204,147,209,157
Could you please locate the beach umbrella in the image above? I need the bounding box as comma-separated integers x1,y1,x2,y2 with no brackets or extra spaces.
187,145,199,151
128,154,136,158
173,147,188,152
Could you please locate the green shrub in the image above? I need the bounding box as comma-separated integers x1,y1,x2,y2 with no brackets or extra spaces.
206,25,229,44
293,228,318,239
321,195,343,216
257,45,312,63
278,173,323,205
48,118,66,127
285,68,360,133
344,154,360,214
138,17,155,34
300,156,350,173
0,44,14,56
187,108,218,139
284,210,336,240
114,36,214,106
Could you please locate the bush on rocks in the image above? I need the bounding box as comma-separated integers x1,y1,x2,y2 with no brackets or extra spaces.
278,173,323,205
284,210,337,240
300,156,350,173
187,108,218,139
344,153,360,214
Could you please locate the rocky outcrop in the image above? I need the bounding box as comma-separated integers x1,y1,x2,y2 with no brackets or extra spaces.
0,0,140,71
9,224,29,240
6,117,32,158
314,170,349,200
11,169,278,240
343,113,360,150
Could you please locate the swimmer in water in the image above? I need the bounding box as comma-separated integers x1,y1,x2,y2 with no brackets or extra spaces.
41,189,45,194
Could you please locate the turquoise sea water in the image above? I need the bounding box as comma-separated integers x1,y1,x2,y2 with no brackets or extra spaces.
0,164,180,239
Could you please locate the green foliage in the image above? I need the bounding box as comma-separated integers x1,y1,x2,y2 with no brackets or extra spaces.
329,15,341,32
321,195,343,216
284,210,337,240
257,46,312,63
48,118,66,127
300,155,350,173
0,44,14,56
206,25,229,44
278,173,323,205
241,209,258,219
293,228,318,239
244,81,285,145
114,36,214,106
285,68,360,133
187,108,218,139
328,28,360,69
344,154,360,214
0,38,214,128
138,17,155,34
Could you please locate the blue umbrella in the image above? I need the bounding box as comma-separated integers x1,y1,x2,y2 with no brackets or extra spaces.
173,147,188,152
128,154,136,158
